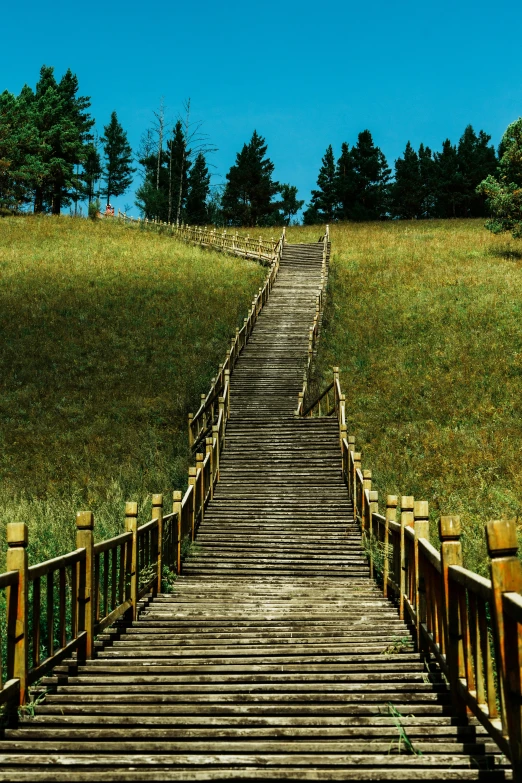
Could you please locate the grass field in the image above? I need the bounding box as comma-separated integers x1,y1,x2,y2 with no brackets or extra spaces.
0,216,266,563
310,219,522,574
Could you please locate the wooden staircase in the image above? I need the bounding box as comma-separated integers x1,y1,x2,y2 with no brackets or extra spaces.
1,242,511,780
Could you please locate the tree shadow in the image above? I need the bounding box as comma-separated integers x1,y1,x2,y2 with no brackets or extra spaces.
490,247,522,261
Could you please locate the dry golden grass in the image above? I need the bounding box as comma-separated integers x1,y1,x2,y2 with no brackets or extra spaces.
0,216,266,563
311,219,522,574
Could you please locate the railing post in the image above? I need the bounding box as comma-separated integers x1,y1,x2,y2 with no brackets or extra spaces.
224,370,231,418
75,511,94,660
172,491,183,575
414,501,429,650
152,494,163,595
487,518,522,761
369,490,379,579
206,437,214,499
6,522,28,705
384,495,398,598
188,413,194,448
196,453,204,527
212,423,220,481
188,467,197,541
353,453,361,518
399,496,414,621
124,502,138,621
361,470,372,537
439,514,466,715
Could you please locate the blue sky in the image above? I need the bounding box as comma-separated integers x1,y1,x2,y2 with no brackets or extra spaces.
2,0,522,216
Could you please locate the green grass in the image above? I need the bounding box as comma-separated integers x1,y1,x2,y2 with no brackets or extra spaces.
311,218,522,575
0,216,266,564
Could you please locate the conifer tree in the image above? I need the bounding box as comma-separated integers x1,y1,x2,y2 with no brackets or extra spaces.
277,184,304,225
456,125,497,216
32,66,94,213
222,131,278,226
418,144,436,218
432,139,462,217
390,141,423,219
335,142,357,221
101,111,134,205
349,130,391,220
303,145,337,224
186,152,210,224
82,143,102,203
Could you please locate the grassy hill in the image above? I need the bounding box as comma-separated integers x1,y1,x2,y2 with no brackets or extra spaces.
0,217,266,562
311,219,522,574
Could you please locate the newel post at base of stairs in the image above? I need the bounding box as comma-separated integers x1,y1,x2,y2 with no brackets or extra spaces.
76,511,94,660
487,518,522,775
6,522,28,705
124,503,139,621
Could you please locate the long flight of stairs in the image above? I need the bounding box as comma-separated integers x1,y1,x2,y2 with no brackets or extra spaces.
0,242,511,780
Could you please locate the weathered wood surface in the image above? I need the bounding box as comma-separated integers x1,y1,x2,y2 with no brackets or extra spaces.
2,242,512,780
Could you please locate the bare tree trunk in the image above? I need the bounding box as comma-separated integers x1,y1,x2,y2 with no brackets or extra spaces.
168,130,173,223
176,99,190,226
155,98,165,192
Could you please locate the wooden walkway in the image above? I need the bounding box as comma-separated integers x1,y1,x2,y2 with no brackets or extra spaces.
1,243,511,780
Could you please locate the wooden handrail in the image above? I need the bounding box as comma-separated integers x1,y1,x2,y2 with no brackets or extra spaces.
309,367,522,773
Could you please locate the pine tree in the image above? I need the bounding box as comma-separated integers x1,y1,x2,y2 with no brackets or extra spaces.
478,117,522,238
390,141,423,219
349,130,391,220
335,142,357,221
101,112,134,205
222,131,278,226
82,143,102,203
31,66,94,214
276,184,304,225
456,125,497,216
432,139,462,218
303,145,337,224
418,144,436,218
186,152,210,224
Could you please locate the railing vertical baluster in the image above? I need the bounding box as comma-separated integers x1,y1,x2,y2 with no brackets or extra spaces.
188,467,197,541
173,491,182,575
47,571,54,659
59,566,66,648
6,522,28,705
32,576,41,669
399,497,414,621
368,490,379,578
384,496,398,598
413,501,429,651
439,515,466,714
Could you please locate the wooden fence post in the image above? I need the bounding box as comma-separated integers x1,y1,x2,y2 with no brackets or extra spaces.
399,496,414,621
414,500,429,650
353,453,361,516
369,490,379,579
188,467,197,541
75,512,94,660
188,413,194,448
487,518,522,762
6,522,28,705
124,503,138,621
439,514,466,715
224,370,231,418
196,454,205,527
212,423,220,481
152,494,163,595
361,470,372,536
384,495,398,598
172,491,182,575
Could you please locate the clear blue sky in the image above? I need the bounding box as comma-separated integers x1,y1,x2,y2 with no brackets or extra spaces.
2,0,522,216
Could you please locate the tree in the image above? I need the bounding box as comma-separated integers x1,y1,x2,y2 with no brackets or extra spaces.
101,112,134,205
390,141,423,219
222,130,279,226
349,130,391,220
31,66,94,214
81,142,102,204
432,139,462,218
456,125,497,217
303,145,337,224
478,118,522,238
186,152,210,224
418,144,436,218
276,184,304,225
335,142,357,221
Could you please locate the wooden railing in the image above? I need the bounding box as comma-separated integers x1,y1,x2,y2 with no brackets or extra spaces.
117,210,284,267
305,368,522,777
296,225,330,415
0,221,285,710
